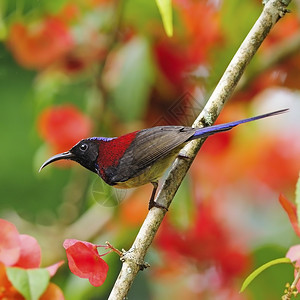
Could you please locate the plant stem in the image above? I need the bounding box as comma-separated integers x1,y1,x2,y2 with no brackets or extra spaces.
106,241,123,257
282,267,300,300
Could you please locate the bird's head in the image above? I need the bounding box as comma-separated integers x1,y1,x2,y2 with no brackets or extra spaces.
39,138,100,174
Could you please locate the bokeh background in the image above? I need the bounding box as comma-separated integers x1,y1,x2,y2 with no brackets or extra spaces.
1,0,300,299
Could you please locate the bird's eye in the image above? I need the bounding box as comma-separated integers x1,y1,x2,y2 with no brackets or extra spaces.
80,143,88,151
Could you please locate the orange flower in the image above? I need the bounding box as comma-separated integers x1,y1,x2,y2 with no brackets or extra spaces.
7,17,73,70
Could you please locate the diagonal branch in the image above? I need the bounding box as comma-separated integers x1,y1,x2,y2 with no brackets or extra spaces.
108,0,292,299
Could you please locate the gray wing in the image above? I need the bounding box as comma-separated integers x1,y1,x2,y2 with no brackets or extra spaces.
110,126,196,183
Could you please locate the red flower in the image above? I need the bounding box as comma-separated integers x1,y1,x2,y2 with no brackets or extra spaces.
156,204,250,282
154,40,191,90
286,245,300,292
281,177,300,292
63,239,109,287
279,193,300,237
174,0,223,65
7,17,73,70
153,1,222,94
262,15,300,49
0,219,64,299
13,234,41,269
38,105,93,154
0,219,21,266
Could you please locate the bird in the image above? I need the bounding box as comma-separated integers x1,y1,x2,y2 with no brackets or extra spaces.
40,108,288,210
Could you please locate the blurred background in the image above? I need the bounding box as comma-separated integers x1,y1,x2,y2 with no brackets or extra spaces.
1,0,300,299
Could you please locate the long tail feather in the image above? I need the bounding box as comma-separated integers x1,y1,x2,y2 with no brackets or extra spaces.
189,108,289,141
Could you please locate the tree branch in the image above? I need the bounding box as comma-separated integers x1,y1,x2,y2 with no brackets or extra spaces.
108,0,292,298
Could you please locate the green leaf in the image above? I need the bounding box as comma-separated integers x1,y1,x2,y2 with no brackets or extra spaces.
208,0,261,90
110,37,155,122
296,173,300,228
155,0,173,36
0,1,7,41
240,257,291,293
6,267,50,300
40,0,70,14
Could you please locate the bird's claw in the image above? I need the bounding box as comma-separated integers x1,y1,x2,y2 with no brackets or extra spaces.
148,200,168,211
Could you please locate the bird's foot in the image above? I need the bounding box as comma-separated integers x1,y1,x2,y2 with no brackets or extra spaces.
139,261,151,271
177,153,191,160
148,181,168,211
148,199,168,211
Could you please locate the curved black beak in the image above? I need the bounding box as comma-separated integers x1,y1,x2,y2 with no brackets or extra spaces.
39,151,75,172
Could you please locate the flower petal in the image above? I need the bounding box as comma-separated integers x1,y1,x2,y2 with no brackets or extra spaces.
63,239,95,250
279,194,300,237
14,234,41,269
0,219,21,266
286,245,300,262
46,261,64,277
64,241,108,287
40,282,65,300
0,262,12,290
